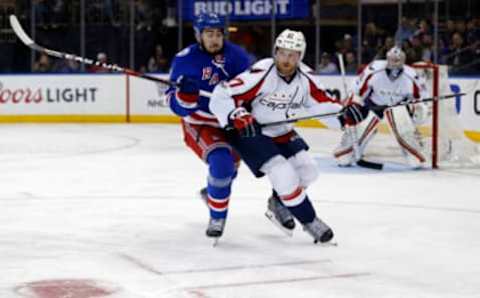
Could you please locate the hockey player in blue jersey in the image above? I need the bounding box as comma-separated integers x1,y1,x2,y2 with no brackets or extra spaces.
166,13,250,240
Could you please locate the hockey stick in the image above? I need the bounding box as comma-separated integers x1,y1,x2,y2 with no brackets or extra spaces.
337,53,383,170
261,92,465,128
369,92,465,112
260,111,344,127
9,15,212,98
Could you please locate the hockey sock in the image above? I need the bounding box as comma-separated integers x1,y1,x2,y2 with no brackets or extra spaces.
286,196,316,224
207,148,235,219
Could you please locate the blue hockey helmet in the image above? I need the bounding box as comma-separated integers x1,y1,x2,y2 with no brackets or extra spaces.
193,13,225,35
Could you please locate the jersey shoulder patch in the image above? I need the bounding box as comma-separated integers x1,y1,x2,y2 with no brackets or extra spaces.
176,47,191,57
251,58,274,70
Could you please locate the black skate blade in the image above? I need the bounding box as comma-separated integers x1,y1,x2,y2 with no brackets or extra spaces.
265,210,293,237
356,159,384,170
314,240,338,246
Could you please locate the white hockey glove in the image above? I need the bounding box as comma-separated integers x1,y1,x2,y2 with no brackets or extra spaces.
410,103,429,125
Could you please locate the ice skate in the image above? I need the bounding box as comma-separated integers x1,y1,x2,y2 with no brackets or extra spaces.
303,217,336,245
265,195,295,237
206,217,226,246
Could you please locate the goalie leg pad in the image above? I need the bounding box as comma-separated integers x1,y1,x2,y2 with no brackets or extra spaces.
385,109,427,168
334,114,379,166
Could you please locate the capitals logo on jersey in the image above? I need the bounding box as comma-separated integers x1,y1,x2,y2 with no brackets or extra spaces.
259,90,303,112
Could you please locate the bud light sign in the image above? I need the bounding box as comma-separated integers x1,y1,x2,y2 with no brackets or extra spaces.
182,0,309,21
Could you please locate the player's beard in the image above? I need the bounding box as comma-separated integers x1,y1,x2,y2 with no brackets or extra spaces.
201,40,224,56
276,60,297,78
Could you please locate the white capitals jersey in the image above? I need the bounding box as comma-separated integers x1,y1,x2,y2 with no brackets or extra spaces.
353,60,428,106
210,58,342,138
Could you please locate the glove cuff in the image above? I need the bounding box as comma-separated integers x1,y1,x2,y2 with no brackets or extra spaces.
228,107,249,121
176,91,199,108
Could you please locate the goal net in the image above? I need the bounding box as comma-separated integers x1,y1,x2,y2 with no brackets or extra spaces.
361,63,480,169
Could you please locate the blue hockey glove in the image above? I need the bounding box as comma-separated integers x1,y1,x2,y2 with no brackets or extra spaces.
175,75,200,108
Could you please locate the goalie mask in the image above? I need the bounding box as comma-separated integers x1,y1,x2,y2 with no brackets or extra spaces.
274,29,306,60
386,46,406,80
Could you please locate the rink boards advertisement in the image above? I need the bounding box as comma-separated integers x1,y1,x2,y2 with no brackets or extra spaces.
0,74,126,122
0,73,478,141
181,0,309,21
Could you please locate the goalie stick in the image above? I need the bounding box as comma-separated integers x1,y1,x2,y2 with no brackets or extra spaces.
9,15,212,98
261,92,465,127
369,93,465,112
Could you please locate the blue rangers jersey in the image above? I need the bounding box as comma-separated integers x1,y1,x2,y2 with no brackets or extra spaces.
167,41,251,127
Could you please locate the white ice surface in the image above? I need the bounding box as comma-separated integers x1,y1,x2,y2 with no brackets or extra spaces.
0,124,479,298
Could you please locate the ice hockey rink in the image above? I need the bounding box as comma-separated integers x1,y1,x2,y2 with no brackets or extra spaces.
1,123,479,298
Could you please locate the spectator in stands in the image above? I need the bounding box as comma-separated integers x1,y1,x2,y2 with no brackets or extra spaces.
103,0,117,25
344,51,357,74
466,18,480,45
51,0,66,25
33,53,52,73
395,17,416,44
147,44,169,73
135,0,152,31
466,18,480,71
446,32,475,74
163,0,177,27
421,34,434,63
414,19,432,39
455,20,467,40
361,39,377,63
406,35,423,63
364,22,384,51
375,36,395,59
33,0,49,27
341,34,355,57
89,52,110,73
442,20,457,46
318,52,338,74
54,59,80,73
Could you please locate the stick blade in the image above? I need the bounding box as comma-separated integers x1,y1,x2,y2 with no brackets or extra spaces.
356,159,384,170
9,15,35,46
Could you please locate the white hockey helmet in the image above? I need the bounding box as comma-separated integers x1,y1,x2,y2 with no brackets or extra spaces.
386,46,406,69
274,29,306,60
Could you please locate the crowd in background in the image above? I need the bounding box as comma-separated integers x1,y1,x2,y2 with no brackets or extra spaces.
318,17,480,75
2,1,479,76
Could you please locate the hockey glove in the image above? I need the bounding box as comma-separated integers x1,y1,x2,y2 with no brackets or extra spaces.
175,75,200,108
409,103,429,125
228,107,260,138
340,102,369,126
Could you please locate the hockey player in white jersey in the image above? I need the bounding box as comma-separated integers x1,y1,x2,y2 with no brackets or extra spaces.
334,46,430,168
210,29,343,243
